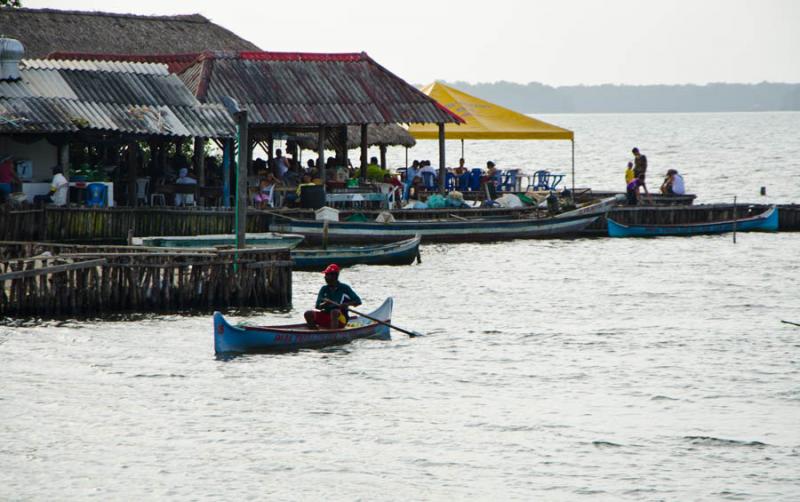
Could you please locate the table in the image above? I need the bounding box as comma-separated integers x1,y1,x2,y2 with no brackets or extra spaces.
22,181,115,207
326,192,389,209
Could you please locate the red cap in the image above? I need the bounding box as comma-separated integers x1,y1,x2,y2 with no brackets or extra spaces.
323,263,341,275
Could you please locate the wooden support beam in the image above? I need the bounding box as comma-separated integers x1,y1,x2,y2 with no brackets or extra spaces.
360,123,368,180
380,145,387,169
318,126,326,187
438,123,446,194
127,142,138,207
194,137,206,186
0,259,106,281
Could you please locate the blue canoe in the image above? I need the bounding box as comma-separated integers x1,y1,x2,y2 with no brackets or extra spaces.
292,235,421,271
607,206,778,237
214,298,393,354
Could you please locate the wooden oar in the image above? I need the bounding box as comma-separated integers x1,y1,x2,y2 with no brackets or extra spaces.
781,320,800,327
325,300,422,338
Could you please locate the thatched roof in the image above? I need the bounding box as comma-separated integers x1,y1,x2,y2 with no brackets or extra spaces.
293,124,416,150
0,8,260,59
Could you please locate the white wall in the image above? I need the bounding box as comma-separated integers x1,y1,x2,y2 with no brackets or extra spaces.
0,136,58,182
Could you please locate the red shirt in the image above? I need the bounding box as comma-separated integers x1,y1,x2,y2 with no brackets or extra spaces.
0,159,16,184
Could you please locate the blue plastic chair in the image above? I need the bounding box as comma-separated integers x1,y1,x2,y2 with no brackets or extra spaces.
444,172,456,191
469,168,483,191
421,172,437,191
499,169,519,192
86,183,108,207
456,172,470,191
531,170,552,191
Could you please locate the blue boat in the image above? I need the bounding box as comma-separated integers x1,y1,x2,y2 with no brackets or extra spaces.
292,235,421,271
213,298,393,354
607,206,778,237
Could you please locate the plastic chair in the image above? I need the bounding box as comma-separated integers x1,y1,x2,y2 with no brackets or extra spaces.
456,172,470,191
136,177,150,206
421,172,437,191
531,170,552,191
445,172,456,191
85,183,108,208
499,169,519,192
469,168,483,191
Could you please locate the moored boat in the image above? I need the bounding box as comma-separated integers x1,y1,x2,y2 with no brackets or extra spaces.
132,232,305,249
269,197,622,245
607,205,778,237
292,235,421,271
213,298,393,353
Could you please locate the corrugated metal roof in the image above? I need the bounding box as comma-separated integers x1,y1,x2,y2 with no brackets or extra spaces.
22,58,171,75
0,59,235,137
41,51,466,127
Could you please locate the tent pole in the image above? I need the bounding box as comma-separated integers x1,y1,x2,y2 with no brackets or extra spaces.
438,123,446,194
405,146,408,168
461,139,464,161
571,139,575,196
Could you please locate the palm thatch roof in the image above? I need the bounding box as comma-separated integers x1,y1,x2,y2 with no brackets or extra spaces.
292,124,416,150
0,8,260,59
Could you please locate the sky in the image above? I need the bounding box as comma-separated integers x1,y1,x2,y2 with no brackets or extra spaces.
21,0,800,86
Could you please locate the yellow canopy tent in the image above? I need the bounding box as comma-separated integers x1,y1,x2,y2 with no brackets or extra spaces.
407,81,576,191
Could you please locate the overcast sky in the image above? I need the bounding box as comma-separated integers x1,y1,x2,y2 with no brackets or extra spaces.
23,0,800,86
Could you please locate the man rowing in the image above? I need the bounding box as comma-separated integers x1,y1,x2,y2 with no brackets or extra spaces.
304,264,362,329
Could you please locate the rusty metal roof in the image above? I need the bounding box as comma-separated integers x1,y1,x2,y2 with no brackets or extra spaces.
45,51,466,128
0,59,235,137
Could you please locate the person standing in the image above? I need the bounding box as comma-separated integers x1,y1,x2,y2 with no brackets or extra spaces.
625,161,635,184
632,147,648,181
403,160,420,200
174,167,197,206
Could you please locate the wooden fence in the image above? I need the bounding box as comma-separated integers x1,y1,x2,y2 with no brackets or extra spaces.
0,241,292,317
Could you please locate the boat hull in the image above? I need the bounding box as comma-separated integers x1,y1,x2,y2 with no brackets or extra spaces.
132,232,304,249
607,206,778,237
213,298,393,353
272,214,599,244
292,236,420,271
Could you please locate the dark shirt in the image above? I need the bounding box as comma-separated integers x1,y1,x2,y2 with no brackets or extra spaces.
634,155,648,176
315,282,361,312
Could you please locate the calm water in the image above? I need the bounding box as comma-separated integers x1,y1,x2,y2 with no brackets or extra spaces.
2,112,800,500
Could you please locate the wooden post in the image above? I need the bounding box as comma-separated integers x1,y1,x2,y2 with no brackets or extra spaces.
318,126,326,188
438,122,446,194
222,139,232,209
360,123,368,180
127,142,138,207
58,142,70,176
267,130,274,164
380,145,387,169
334,126,347,168
236,112,249,250
194,137,206,186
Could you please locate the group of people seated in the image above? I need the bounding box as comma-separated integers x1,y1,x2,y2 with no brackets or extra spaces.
402,158,503,203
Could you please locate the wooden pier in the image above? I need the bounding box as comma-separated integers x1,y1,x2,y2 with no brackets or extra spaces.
1,202,798,244
0,241,292,318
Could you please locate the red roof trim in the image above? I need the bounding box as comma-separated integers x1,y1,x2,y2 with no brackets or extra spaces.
239,51,364,62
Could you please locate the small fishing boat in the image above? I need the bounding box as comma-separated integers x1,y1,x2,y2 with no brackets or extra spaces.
213,298,393,353
607,206,778,237
132,232,305,249
292,235,421,271
269,197,624,244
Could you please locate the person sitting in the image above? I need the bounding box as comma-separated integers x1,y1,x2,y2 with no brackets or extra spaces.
418,160,437,177
453,158,469,176
174,167,197,206
271,149,290,181
403,160,421,200
0,155,21,201
33,165,69,207
626,173,648,205
408,175,425,201
483,161,499,199
287,173,315,206
304,264,362,329
253,173,279,208
669,169,685,195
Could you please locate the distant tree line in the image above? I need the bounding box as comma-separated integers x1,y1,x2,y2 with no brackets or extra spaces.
0,0,22,7
445,81,800,113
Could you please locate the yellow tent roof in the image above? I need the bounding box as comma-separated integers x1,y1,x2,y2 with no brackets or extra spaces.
408,82,573,141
